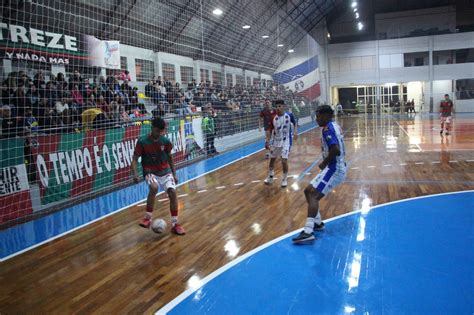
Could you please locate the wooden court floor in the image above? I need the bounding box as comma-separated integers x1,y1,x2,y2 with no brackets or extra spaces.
1,114,473,314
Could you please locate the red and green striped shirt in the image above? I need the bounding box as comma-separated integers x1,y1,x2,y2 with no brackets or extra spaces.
133,135,173,176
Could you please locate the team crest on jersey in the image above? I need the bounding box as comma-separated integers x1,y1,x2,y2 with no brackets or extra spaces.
326,135,332,140
160,145,165,151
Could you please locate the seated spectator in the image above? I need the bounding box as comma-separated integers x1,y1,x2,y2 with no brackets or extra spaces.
96,94,112,118
27,83,40,108
118,70,131,81
24,106,39,133
71,84,85,113
145,80,155,98
1,81,11,106
12,83,31,118
1,105,24,138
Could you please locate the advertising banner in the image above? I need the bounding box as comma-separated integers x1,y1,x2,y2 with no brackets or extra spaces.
0,138,33,223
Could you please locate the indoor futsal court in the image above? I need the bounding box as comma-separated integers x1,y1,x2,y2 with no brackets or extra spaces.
1,0,473,314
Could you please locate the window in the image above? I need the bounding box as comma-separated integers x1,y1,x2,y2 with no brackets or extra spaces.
404,52,428,67
180,66,194,85
456,79,474,100
200,68,209,82
212,71,222,85
120,56,128,70
162,63,175,82
433,50,454,65
455,49,474,64
226,73,233,87
135,59,155,82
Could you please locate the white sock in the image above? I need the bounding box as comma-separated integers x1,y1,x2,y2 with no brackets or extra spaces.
269,169,274,177
144,212,152,219
304,217,315,234
314,212,322,225
171,216,178,226
282,173,288,179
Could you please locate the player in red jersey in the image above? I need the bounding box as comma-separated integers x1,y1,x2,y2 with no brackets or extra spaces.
131,117,186,235
259,99,276,159
439,94,454,136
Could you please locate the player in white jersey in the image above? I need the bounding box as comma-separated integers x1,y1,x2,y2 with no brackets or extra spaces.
264,100,297,187
293,105,347,244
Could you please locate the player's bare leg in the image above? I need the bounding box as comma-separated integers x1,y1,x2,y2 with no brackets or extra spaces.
281,159,289,187
139,182,158,228
168,188,185,235
293,185,325,244
264,158,276,184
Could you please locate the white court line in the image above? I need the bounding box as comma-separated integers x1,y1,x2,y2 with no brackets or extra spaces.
306,172,311,175
415,162,425,165
383,164,392,167
197,190,208,193
216,186,226,190
367,166,376,168
234,183,244,186
137,203,146,207
431,161,441,164
177,194,189,198
400,163,407,166
351,167,360,170
158,198,169,202
449,160,458,163
0,124,319,262
252,180,261,183
156,190,474,315
394,120,423,152
467,160,474,162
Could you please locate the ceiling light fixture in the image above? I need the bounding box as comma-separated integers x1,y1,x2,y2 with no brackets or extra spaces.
277,44,284,47
288,49,294,53
262,35,269,39
358,22,363,30
327,33,331,38
242,25,251,29
355,12,359,18
354,8,358,12
351,1,357,8
212,8,223,15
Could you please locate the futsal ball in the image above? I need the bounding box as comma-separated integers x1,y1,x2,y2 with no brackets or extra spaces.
151,218,167,234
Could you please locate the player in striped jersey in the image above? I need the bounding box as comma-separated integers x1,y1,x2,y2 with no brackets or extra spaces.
293,105,347,244
131,117,186,235
264,100,297,188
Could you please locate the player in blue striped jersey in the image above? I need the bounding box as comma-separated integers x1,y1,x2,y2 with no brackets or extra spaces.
293,105,347,244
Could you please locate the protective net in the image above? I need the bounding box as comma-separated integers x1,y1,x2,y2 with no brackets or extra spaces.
0,0,320,225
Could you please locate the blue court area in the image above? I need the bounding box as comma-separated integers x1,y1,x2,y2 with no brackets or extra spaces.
0,123,316,260
160,191,474,315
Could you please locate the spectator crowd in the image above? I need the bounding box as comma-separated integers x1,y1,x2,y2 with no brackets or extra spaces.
0,68,310,139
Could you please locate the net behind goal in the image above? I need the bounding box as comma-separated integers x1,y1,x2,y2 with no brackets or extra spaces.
0,0,318,226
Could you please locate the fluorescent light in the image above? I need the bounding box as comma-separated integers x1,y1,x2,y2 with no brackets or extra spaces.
353,8,357,12
357,22,363,30
262,35,269,39
327,33,331,38
351,1,357,7
277,44,284,47
242,25,251,29
355,12,359,19
288,49,294,53
212,8,223,15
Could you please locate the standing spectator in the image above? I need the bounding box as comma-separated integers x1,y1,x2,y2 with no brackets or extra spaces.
1,105,23,138
118,70,132,81
202,106,218,155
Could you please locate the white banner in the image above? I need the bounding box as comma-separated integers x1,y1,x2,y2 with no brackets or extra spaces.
87,36,120,69
0,164,30,196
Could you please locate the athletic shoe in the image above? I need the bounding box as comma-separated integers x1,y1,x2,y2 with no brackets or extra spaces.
139,217,151,229
281,177,288,187
264,152,270,159
445,131,450,135
264,175,274,185
292,231,315,244
314,221,325,231
172,223,186,235
440,130,443,135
